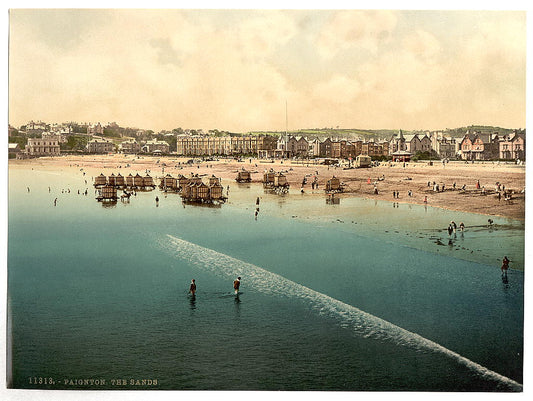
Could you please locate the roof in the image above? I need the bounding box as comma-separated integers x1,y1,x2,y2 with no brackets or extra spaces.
403,134,418,142
391,150,412,156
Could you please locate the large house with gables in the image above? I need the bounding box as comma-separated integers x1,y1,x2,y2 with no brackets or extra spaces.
498,132,525,160
458,131,499,160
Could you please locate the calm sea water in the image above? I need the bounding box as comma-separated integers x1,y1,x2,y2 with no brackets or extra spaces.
7,167,524,391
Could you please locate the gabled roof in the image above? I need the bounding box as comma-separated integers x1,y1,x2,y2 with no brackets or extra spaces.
403,134,418,142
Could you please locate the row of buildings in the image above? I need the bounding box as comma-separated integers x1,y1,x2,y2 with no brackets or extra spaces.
10,128,526,161
173,130,525,161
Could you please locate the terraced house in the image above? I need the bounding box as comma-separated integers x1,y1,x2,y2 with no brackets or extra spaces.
458,132,499,160
498,132,525,160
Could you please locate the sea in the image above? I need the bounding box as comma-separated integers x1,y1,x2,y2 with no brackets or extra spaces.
7,165,524,391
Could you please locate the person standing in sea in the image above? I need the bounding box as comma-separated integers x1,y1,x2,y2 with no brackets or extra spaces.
501,256,510,276
189,279,196,296
233,277,241,295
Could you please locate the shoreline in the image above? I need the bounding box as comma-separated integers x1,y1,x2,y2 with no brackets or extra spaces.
9,154,526,221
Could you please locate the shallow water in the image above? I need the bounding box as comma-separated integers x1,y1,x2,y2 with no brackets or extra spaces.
7,167,524,391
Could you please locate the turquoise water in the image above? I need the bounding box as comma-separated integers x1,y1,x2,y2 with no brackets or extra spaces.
7,167,524,391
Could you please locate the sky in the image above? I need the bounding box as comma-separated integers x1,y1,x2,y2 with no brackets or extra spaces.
8,7,527,133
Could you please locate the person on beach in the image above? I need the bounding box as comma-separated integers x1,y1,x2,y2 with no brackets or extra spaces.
256,197,260,206
233,277,241,295
459,222,465,231
54,198,57,206
501,256,510,276
189,279,196,296
447,224,454,236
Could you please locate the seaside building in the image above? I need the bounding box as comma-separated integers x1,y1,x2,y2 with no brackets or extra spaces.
430,132,458,159
389,129,408,154
272,135,291,158
295,136,310,157
361,140,389,158
458,131,499,161
308,137,322,157
25,137,60,157
257,135,278,156
142,140,170,154
319,138,333,158
498,132,525,160
87,138,114,153
177,134,277,157
331,140,356,159
8,143,22,159
119,139,141,154
286,136,298,156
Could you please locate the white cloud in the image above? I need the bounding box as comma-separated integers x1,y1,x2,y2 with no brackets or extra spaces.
313,75,361,104
402,30,442,63
316,10,398,59
8,10,526,132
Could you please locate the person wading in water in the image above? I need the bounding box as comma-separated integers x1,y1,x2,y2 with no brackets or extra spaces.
233,277,241,295
501,256,510,277
189,279,197,296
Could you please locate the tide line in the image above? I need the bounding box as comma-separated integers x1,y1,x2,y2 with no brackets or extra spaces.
161,234,522,391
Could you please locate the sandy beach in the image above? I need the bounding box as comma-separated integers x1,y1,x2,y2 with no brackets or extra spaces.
9,154,526,220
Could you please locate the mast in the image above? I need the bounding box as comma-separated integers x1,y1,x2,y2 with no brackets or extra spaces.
285,100,288,135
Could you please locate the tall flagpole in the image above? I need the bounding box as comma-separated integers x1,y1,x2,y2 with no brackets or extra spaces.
285,100,288,135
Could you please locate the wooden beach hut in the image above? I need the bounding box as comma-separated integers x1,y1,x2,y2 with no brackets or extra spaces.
189,182,199,200
108,173,117,186
126,173,134,188
177,174,189,191
197,182,210,201
160,174,177,191
263,170,275,186
94,173,107,187
115,173,125,188
273,172,288,187
143,174,155,188
133,173,144,188
236,170,252,183
325,176,343,193
209,181,225,201
181,182,192,198
96,184,118,201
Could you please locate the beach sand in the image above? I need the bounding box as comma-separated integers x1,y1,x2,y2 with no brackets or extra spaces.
9,154,526,220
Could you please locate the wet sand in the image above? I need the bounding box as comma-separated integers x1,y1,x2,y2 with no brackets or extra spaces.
9,154,526,220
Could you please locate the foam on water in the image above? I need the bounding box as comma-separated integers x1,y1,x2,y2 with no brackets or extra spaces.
161,234,522,391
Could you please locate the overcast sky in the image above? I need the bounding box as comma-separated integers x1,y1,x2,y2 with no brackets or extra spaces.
8,8,526,133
